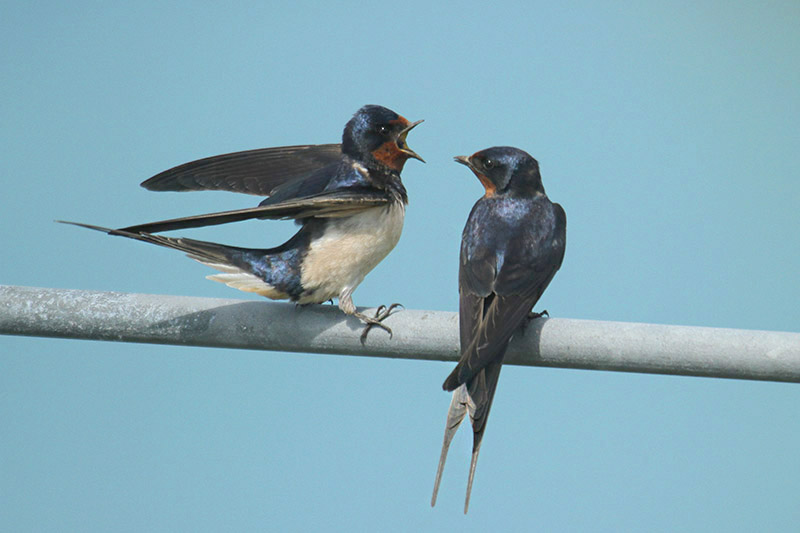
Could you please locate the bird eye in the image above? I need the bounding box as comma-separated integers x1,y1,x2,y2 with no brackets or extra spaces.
483,158,495,169
378,125,390,135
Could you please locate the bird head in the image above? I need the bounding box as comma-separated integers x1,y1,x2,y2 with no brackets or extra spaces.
342,105,424,172
454,146,542,197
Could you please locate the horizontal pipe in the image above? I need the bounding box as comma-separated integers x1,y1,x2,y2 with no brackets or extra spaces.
1,285,799,383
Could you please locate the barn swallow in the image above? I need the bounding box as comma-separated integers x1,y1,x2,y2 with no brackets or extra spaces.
431,147,566,513
59,105,423,341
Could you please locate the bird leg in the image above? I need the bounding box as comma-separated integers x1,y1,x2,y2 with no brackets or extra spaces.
338,290,403,342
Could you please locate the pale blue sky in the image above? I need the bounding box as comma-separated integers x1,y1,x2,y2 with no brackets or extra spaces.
2,1,799,530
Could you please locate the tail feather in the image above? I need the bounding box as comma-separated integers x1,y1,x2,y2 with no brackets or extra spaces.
462,357,504,514
431,385,470,508
57,220,287,298
433,349,507,513
58,220,234,261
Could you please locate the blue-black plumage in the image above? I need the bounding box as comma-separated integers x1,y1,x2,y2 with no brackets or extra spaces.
59,105,424,340
431,146,566,513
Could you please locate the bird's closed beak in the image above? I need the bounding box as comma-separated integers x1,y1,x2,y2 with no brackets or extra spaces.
454,155,472,168
396,120,425,163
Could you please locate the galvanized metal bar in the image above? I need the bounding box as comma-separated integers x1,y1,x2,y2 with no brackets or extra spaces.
1,284,799,383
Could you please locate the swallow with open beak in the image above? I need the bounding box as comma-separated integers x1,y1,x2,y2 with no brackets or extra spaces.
60,105,424,341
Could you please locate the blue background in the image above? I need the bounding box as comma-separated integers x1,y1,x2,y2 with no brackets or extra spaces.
2,1,799,530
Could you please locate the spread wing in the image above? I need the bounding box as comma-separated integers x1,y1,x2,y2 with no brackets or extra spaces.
82,189,391,235
140,144,342,196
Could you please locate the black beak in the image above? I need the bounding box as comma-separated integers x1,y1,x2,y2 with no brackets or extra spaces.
396,120,425,163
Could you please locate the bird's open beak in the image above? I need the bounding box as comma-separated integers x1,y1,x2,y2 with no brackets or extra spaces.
396,119,425,163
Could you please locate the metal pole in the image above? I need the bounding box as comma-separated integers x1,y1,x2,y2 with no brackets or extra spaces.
1,284,799,383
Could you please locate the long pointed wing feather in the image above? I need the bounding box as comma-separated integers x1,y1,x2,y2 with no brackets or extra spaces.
141,144,342,196
443,283,549,391
113,190,389,234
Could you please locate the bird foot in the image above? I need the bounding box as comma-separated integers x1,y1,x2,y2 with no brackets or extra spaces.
357,303,404,343
520,309,548,336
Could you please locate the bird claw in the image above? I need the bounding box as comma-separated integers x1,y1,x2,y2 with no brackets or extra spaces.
358,303,404,343
520,309,548,335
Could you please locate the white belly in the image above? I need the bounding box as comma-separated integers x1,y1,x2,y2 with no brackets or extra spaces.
298,202,405,304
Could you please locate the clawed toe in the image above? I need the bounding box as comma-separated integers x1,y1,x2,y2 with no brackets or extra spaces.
357,303,404,343
379,303,404,318
359,319,393,344
520,309,549,335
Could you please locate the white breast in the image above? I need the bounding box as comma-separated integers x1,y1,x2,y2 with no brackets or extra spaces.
298,202,405,304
